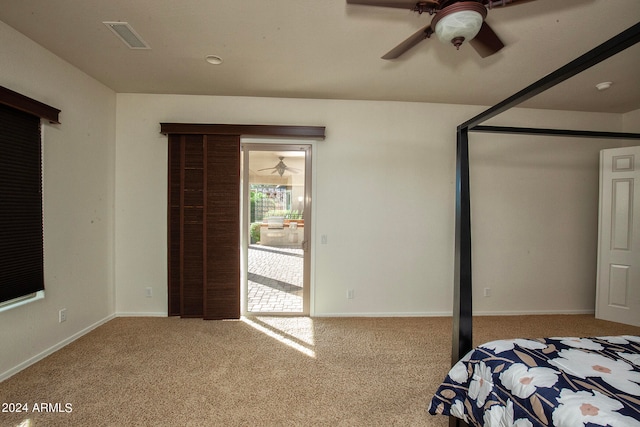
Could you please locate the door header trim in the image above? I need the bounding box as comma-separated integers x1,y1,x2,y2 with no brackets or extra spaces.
160,123,325,140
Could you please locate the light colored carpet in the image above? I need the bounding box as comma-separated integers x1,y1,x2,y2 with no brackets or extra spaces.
1,315,639,426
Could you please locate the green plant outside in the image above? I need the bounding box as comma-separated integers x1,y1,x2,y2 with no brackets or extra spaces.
249,222,261,244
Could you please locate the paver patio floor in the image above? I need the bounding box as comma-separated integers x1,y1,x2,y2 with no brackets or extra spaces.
247,244,303,313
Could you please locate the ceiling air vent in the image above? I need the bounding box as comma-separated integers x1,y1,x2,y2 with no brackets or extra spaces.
103,22,150,49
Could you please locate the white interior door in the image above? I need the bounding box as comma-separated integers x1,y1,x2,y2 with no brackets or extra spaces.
596,146,640,326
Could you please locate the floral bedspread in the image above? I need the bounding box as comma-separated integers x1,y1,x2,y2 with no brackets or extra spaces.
428,336,640,426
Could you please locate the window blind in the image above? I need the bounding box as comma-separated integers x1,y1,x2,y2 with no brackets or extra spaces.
0,103,44,303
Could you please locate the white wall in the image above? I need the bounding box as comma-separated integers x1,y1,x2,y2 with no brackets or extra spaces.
114,94,628,317
623,108,640,132
472,111,635,314
0,21,116,379
114,95,468,316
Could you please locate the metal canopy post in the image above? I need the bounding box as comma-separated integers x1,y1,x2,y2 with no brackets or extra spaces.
452,126,473,366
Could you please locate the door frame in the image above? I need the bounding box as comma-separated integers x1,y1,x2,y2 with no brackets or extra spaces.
240,142,312,316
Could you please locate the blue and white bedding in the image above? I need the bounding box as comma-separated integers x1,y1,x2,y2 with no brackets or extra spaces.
428,336,640,426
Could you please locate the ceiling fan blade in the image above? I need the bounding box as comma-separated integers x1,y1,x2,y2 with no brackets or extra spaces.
382,24,433,59
482,0,537,8
347,0,428,9
469,21,504,58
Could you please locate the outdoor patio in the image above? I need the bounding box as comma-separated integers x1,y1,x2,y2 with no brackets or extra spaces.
247,244,303,313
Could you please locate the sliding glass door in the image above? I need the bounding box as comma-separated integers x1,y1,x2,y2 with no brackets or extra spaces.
242,143,311,315
241,144,311,315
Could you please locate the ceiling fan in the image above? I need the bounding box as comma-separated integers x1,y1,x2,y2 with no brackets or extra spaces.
347,0,536,59
258,157,300,177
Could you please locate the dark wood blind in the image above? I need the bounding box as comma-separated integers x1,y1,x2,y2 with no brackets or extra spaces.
204,135,240,320
168,136,182,316
165,123,322,320
167,134,240,319
0,103,44,303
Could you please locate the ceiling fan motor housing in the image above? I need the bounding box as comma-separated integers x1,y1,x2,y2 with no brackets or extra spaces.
431,2,487,48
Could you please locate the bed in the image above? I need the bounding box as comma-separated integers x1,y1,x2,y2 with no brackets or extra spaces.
428,335,640,426
437,21,640,427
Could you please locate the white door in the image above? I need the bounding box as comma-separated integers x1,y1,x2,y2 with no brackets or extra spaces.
596,146,640,326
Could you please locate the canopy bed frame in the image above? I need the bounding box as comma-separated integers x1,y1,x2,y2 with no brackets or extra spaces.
445,21,640,427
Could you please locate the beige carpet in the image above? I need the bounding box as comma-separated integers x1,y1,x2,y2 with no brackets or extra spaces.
1,315,640,427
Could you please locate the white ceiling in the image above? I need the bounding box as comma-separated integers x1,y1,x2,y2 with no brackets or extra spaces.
1,0,638,113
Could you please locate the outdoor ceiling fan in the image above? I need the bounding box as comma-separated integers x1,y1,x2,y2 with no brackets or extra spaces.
347,0,536,59
258,157,300,177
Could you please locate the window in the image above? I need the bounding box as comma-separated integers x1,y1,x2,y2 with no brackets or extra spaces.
0,86,59,309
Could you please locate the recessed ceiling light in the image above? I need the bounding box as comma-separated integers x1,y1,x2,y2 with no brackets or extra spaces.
595,81,613,91
205,55,223,65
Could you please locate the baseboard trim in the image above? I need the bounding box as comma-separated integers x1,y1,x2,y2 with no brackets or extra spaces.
314,309,595,318
115,312,168,317
0,313,116,382
473,309,595,316
314,311,451,318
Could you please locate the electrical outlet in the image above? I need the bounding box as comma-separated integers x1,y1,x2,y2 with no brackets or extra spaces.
483,288,491,297
347,289,355,299
145,287,153,298
58,308,67,323
321,235,328,244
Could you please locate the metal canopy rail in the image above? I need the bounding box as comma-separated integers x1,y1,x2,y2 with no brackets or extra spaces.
472,125,640,140
459,22,640,131
452,22,640,370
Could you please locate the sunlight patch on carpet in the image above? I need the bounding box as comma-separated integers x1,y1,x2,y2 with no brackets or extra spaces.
242,316,316,358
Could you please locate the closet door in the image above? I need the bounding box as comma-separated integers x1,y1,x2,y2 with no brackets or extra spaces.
168,134,240,319
596,146,640,327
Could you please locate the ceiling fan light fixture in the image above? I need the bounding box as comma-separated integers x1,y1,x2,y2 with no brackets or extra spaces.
432,2,487,49
258,156,300,177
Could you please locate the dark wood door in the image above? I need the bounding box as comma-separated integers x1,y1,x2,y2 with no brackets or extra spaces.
168,134,240,319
